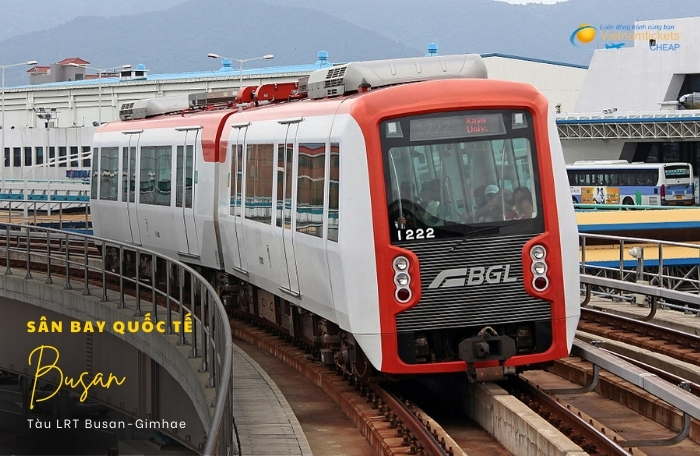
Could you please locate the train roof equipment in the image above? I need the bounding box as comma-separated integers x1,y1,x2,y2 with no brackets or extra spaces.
118,54,488,120
119,95,190,121
305,54,487,99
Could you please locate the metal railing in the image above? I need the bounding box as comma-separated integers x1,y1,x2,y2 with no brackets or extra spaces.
0,223,234,455
0,200,91,230
574,203,697,211
579,232,700,316
569,339,700,447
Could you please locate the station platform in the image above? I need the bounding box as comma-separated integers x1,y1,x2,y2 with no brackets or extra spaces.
580,241,700,268
233,344,312,456
576,207,700,242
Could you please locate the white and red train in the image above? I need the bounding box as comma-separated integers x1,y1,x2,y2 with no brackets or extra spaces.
90,54,580,380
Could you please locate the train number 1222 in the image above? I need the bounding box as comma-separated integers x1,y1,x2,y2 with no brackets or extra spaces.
397,228,435,241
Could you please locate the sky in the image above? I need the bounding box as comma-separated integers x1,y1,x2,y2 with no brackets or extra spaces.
500,0,564,2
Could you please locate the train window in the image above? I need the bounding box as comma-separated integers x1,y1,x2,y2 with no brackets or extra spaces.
382,110,542,241
328,143,340,242
234,144,243,216
99,147,118,201
36,147,44,166
296,143,325,237
90,147,98,199
3,148,8,167
155,146,172,206
276,146,284,226
13,148,20,167
276,143,294,228
177,146,184,207
48,147,56,168
140,146,157,205
245,144,274,224
176,145,195,208
185,145,194,208
122,147,136,203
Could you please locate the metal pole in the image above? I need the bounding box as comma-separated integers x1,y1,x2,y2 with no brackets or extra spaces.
2,66,5,193
64,231,71,290
83,236,90,296
24,227,31,279
46,229,52,284
239,60,243,91
98,71,102,125
151,253,157,321
134,250,141,316
201,292,208,373
101,243,107,301
166,260,172,335
4,223,10,275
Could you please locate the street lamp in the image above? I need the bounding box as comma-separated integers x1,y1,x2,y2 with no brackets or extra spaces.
1,60,37,192
207,53,274,91
68,63,131,125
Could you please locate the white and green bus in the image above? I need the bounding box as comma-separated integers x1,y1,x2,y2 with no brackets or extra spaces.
566,160,695,207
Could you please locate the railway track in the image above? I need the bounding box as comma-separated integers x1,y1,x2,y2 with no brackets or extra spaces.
511,373,632,456
8,230,700,455
579,307,700,365
231,319,480,456
530,354,700,456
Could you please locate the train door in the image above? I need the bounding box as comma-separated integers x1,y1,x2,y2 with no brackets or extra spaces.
278,120,301,297
230,125,249,274
175,128,200,258
123,132,141,246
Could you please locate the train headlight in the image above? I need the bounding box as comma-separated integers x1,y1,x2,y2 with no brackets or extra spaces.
393,256,409,271
393,255,412,303
529,245,549,292
395,272,410,287
532,262,547,275
530,245,546,260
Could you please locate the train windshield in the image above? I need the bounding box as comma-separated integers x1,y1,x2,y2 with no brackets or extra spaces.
381,110,543,241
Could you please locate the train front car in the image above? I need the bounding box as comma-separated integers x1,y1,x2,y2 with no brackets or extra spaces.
344,62,580,380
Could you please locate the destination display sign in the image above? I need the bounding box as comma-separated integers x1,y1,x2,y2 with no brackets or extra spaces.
664,166,690,178
410,113,506,141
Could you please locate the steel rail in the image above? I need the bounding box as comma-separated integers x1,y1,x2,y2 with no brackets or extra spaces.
515,375,631,456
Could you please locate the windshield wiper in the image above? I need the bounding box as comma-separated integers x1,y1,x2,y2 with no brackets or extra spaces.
448,225,500,252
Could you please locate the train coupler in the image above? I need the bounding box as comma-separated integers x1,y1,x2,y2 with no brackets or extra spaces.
458,332,516,364
459,330,517,382
466,364,517,382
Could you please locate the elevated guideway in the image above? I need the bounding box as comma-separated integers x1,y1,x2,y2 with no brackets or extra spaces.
0,223,235,455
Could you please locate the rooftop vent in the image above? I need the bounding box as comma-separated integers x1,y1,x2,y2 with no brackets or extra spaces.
306,54,487,100
119,95,189,120
188,90,237,108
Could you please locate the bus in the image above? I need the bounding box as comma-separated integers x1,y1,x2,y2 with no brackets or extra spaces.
566,160,695,206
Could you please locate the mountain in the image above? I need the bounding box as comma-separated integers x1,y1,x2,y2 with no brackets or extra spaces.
1,0,700,87
0,0,185,42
